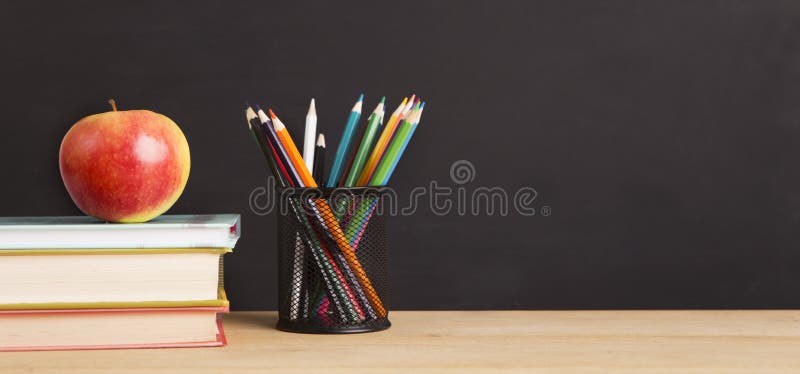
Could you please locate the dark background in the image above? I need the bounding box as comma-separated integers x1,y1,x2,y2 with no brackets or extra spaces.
1,0,799,309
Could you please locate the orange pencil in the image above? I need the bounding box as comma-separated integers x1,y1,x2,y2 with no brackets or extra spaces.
269,109,387,316
356,97,408,186
269,109,316,187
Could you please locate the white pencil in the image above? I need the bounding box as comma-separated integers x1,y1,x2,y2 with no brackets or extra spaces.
303,98,317,173
294,98,315,321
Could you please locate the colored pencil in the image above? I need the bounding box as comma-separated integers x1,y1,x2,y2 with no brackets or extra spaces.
289,198,362,322
348,201,380,249
326,94,363,187
290,233,305,320
379,102,424,185
346,101,423,233
401,94,416,119
317,297,331,325
356,97,408,186
345,102,425,250
344,97,385,187
245,107,287,188
409,96,420,114
406,94,417,111
303,98,317,173
369,103,422,186
336,114,366,187
256,107,302,187
332,110,373,221
269,109,386,317
312,133,326,183
269,109,315,187
296,102,320,319
309,219,367,321
322,234,375,320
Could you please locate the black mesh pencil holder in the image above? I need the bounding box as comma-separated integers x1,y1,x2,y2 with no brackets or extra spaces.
276,187,391,334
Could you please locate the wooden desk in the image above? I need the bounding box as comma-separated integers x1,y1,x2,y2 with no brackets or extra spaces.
3,311,800,373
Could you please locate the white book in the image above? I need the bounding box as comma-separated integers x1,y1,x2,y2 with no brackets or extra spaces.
0,214,240,249
0,248,229,306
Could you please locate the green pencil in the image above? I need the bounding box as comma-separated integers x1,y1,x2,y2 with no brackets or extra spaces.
344,97,385,186
369,102,421,186
344,103,424,251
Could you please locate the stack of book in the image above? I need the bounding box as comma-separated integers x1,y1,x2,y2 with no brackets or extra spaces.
0,214,240,351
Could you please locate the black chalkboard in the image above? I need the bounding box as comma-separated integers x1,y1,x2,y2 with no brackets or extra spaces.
1,0,798,309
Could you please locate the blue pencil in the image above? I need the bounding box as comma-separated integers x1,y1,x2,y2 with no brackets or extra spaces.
326,94,364,187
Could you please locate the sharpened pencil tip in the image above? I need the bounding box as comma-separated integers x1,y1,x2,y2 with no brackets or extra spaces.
270,110,285,130
317,133,325,147
256,108,269,124
308,98,317,117
380,96,386,104
403,94,417,114
353,98,363,113
357,93,364,102
391,97,408,115
373,98,385,114
245,108,257,129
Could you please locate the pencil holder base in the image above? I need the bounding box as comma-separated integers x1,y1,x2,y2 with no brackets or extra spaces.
276,317,391,334
277,187,392,335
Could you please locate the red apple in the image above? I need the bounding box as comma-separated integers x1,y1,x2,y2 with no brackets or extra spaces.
59,100,190,223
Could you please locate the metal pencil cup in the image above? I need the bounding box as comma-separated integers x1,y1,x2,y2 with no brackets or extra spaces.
276,187,391,333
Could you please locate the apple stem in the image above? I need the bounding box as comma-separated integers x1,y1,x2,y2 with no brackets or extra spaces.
108,99,117,112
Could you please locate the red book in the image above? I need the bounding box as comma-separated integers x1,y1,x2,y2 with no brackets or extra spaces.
0,305,227,352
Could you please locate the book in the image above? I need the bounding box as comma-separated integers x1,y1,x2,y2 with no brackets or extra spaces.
0,305,228,351
0,248,231,307
0,214,241,249
0,214,238,351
